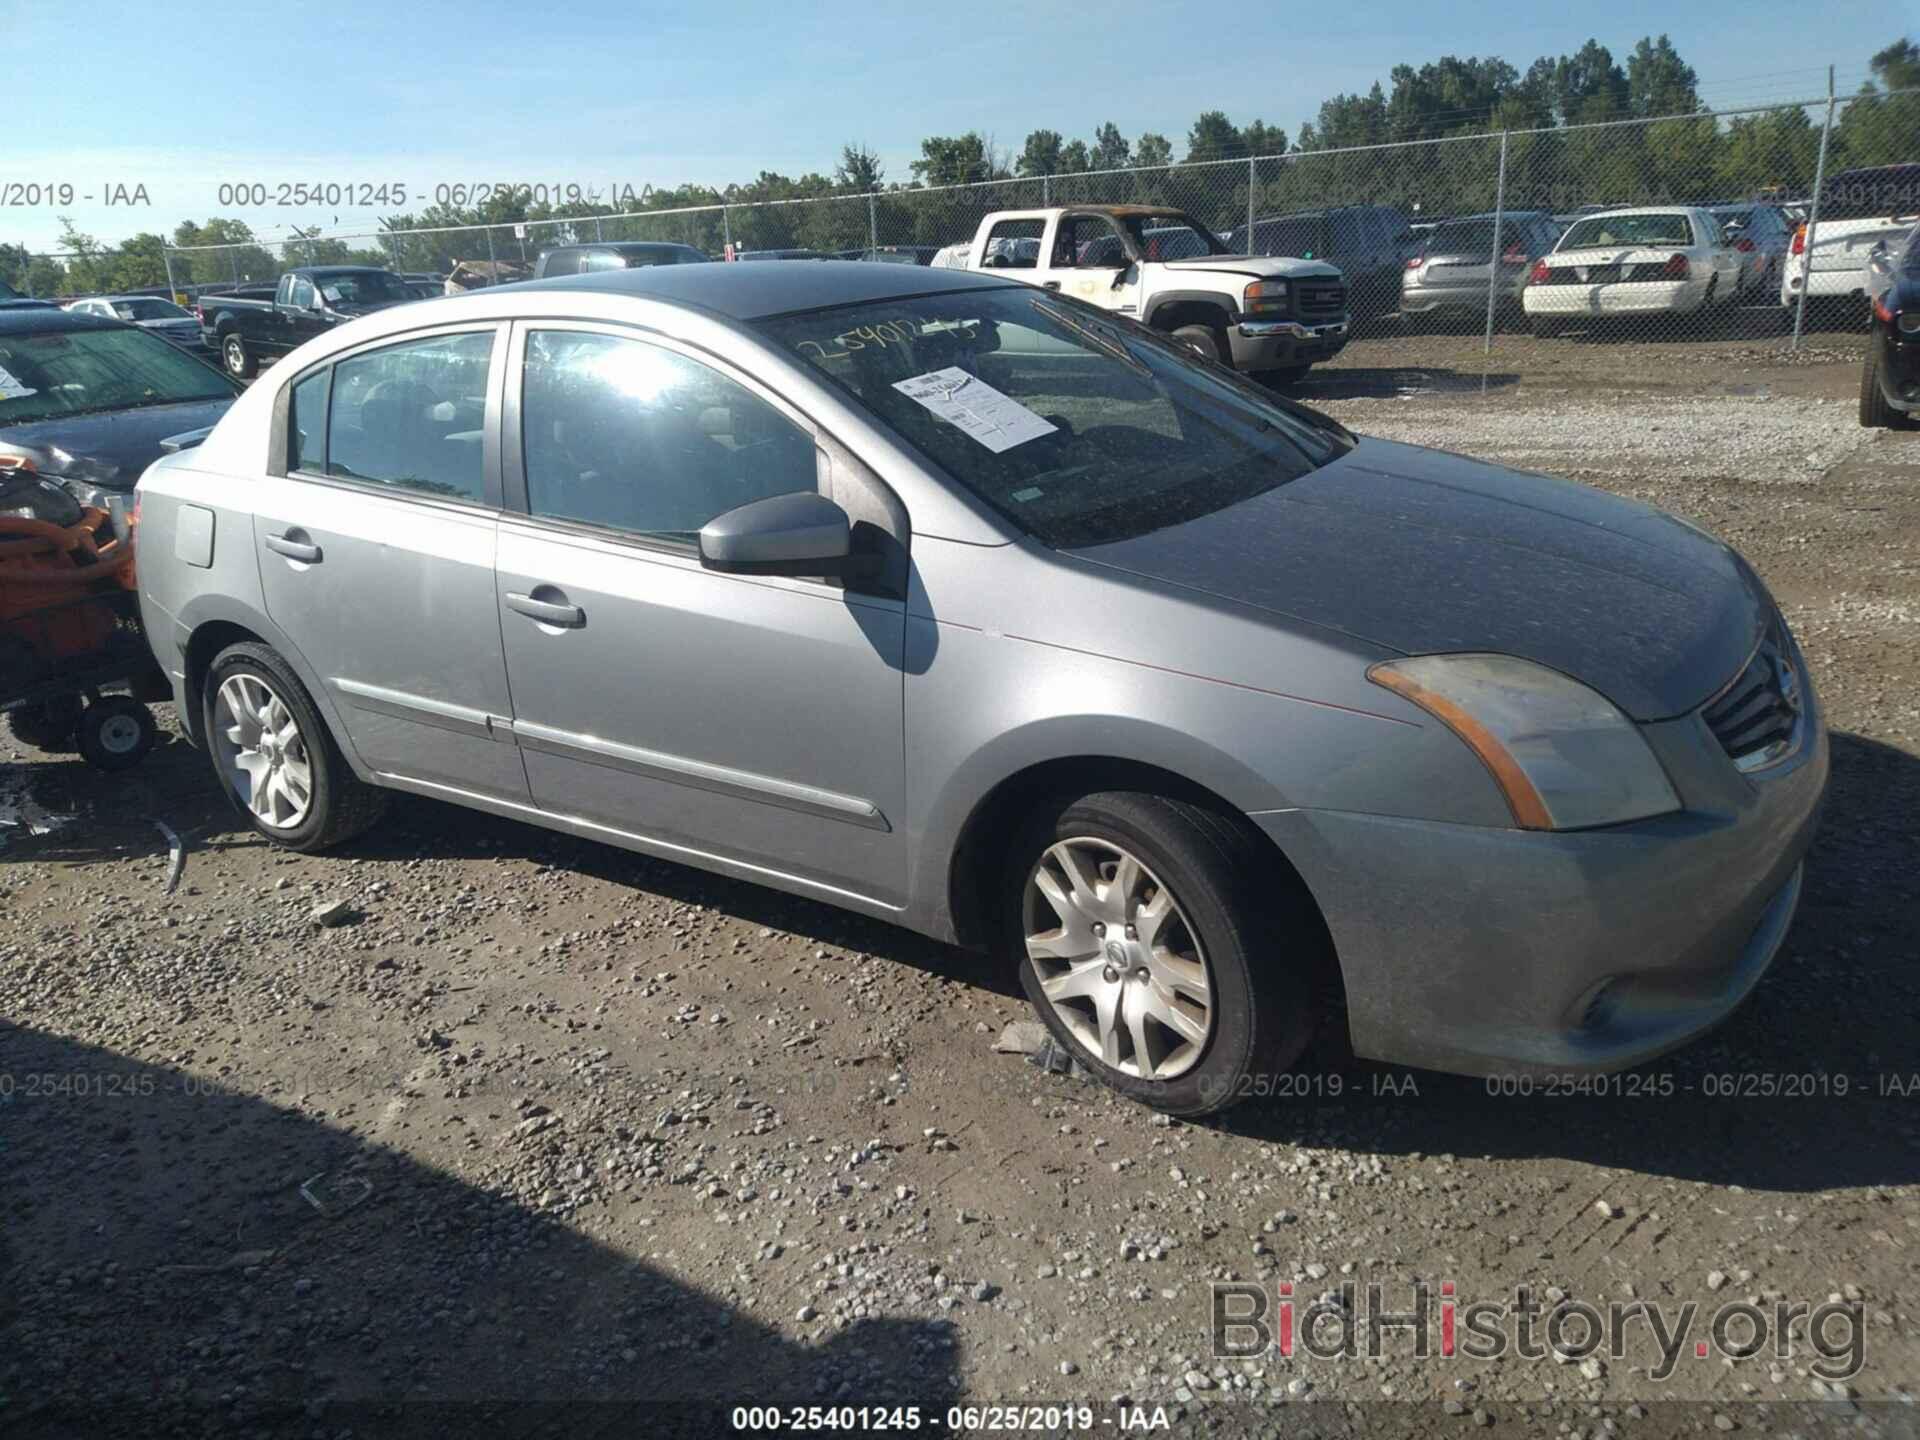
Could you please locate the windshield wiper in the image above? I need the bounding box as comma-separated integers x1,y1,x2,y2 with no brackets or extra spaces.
1031,300,1152,379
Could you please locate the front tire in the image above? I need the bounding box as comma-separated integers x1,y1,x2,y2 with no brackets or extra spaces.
1007,791,1318,1117
203,642,386,850
221,332,256,380
1170,323,1232,368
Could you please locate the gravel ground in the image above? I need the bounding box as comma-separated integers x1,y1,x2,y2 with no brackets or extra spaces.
3,339,1917,1439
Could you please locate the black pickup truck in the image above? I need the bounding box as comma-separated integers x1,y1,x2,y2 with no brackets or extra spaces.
196,266,418,379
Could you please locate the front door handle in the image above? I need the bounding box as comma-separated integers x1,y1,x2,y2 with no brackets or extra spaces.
265,531,321,562
505,590,584,627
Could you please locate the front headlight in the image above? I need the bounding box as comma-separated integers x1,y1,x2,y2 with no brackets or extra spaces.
1243,280,1289,314
1368,654,1680,831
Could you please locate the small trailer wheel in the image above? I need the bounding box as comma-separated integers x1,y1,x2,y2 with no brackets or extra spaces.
77,696,157,771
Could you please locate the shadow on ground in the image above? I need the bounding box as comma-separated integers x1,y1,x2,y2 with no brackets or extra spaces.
8,719,1916,1198
0,1022,958,1438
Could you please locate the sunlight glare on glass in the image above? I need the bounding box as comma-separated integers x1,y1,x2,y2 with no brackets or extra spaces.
581,340,681,404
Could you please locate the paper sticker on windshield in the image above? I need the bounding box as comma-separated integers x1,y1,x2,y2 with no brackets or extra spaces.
892,367,1055,454
0,365,36,401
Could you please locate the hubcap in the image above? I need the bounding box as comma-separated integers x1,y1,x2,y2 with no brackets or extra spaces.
226,339,243,370
1022,837,1213,1080
98,714,143,754
213,673,312,829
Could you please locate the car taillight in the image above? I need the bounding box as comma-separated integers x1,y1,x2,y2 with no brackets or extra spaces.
1503,245,1528,263
1528,259,1550,286
1790,224,1806,255
1405,255,1423,269
1733,237,1755,252
1874,294,1897,326
193,304,205,321
1663,253,1690,279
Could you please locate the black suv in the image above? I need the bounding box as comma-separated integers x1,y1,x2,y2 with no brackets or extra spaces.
1226,205,1415,326
533,242,711,278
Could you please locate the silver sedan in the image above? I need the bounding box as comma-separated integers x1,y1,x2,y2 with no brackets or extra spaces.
133,262,1827,1115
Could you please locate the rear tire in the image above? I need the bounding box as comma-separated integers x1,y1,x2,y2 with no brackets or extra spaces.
1006,790,1319,1117
75,696,156,772
203,642,386,851
1170,323,1231,368
1860,341,1908,428
7,697,83,752
221,332,256,380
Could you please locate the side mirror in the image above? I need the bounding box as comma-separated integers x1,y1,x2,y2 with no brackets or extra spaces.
699,490,852,577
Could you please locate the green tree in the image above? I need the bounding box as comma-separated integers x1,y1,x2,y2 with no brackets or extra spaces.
1090,122,1131,170
1835,39,1920,169
1627,35,1700,118
912,133,995,187
1185,110,1245,162
1016,129,1065,177
1134,132,1174,169
1060,139,1091,173
836,144,884,193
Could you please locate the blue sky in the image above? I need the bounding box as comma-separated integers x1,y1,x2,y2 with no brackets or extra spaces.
6,0,1910,253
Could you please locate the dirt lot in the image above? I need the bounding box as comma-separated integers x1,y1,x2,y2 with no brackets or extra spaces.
3,335,1918,1438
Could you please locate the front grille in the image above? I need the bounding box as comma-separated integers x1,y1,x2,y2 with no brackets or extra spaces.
1294,281,1346,320
1702,622,1803,770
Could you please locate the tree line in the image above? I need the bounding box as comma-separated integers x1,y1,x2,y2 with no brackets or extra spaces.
5,35,1914,297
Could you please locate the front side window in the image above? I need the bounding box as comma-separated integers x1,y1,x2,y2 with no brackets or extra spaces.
541,250,581,276
1060,216,1124,267
289,278,318,309
520,330,818,542
0,325,237,426
759,289,1352,549
325,330,493,501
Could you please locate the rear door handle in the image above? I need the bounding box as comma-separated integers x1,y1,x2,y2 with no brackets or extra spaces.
505,590,584,627
265,531,321,562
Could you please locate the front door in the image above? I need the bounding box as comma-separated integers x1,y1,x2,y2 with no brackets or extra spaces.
1041,214,1142,318
494,323,909,907
253,325,528,800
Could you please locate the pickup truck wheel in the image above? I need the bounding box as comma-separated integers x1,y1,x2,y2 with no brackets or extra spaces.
1007,791,1317,1117
222,333,256,380
1171,323,1231,368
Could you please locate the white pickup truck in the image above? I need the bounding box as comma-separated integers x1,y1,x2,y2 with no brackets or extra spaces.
958,205,1350,381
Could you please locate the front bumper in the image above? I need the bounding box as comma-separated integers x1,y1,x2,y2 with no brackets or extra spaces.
1256,659,1829,1078
1229,316,1349,371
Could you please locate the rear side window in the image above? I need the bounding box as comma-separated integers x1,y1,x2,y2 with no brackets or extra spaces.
519,330,818,542
326,330,494,502
540,250,580,277
984,219,1044,269
288,367,330,473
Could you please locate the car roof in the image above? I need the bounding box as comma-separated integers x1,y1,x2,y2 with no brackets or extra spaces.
505,259,1017,320
0,305,125,335
544,241,702,254
1564,206,1702,219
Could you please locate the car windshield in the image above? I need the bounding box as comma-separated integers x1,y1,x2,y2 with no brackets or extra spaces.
111,298,192,321
1123,216,1225,260
0,324,235,425
1559,214,1693,248
758,288,1353,548
1255,218,1331,259
314,271,411,304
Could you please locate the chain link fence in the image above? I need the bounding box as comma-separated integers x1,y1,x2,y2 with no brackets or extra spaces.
10,88,1907,381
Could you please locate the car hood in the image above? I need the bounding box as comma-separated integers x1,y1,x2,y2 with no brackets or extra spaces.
0,397,238,491
1161,256,1344,281
1067,436,1769,721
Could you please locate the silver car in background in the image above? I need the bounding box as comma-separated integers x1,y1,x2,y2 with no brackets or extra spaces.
1400,211,1563,328
134,263,1827,1115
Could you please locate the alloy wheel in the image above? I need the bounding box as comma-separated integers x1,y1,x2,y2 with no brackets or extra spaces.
213,673,312,829
1022,836,1214,1079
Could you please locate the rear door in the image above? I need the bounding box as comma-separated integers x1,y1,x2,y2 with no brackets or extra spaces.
252,323,528,800
494,322,909,905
